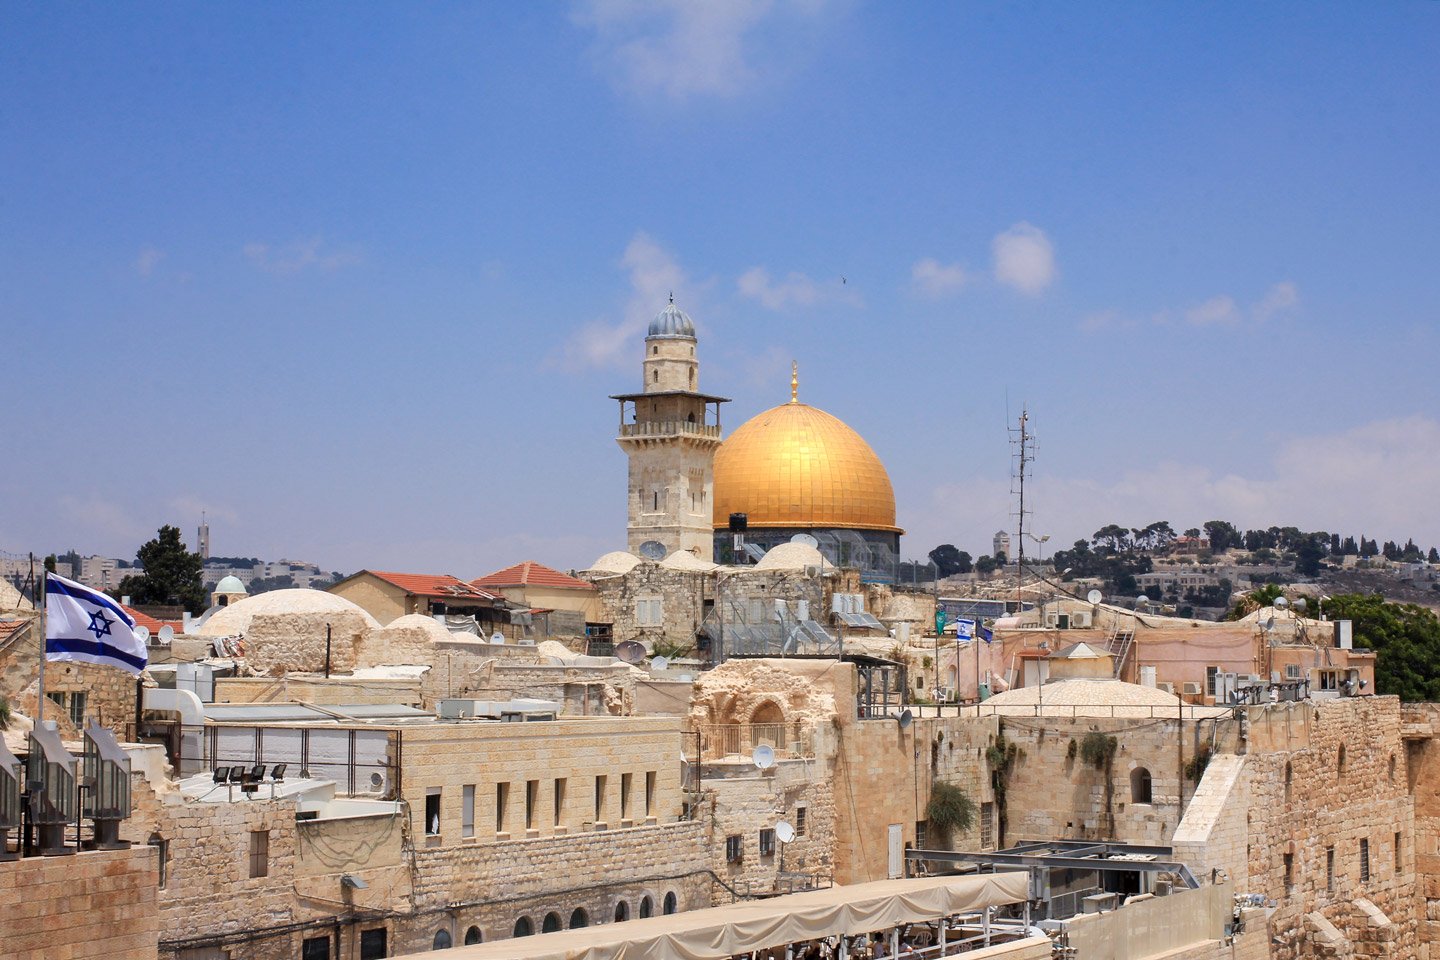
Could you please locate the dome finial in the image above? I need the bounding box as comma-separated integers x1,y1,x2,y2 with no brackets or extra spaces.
790,360,799,403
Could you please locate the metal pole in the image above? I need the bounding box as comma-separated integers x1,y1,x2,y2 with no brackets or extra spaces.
36,558,46,724
325,623,332,678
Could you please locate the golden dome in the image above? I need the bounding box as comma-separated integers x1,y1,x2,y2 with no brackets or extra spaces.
712,400,901,533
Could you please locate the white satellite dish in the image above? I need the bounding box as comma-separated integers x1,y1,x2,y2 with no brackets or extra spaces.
1086,589,1103,605
1136,595,1150,606
775,820,796,843
652,655,669,671
158,624,174,642
615,640,647,664
1274,596,1289,611
490,631,505,644
135,625,151,643
752,744,775,769
790,533,819,548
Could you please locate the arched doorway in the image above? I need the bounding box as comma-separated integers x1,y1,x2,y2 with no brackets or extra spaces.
464,927,482,945
614,901,630,923
569,908,589,929
749,701,786,750
513,917,534,938
542,912,562,933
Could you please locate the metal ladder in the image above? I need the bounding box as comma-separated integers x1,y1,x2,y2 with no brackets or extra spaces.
1108,623,1135,678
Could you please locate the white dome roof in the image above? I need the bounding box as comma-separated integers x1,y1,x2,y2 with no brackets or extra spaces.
982,677,1181,714
662,550,717,572
214,575,247,595
586,551,643,575
384,614,454,642
196,589,380,636
753,542,825,572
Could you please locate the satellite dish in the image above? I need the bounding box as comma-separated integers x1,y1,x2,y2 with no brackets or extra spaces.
752,744,775,769
1263,616,1275,633
158,624,174,642
652,655,669,671
490,631,505,644
1136,595,1149,606
135,625,151,643
615,640,647,664
638,540,667,561
775,820,796,843
895,709,914,729
1086,590,1103,605
1274,596,1289,611
790,533,819,548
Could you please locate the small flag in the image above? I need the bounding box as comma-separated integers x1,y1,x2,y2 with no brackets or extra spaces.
978,624,994,644
44,573,147,675
956,618,976,640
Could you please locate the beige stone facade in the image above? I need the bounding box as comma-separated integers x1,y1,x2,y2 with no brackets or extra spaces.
0,845,160,960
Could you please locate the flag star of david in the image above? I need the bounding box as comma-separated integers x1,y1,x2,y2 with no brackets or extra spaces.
87,609,115,640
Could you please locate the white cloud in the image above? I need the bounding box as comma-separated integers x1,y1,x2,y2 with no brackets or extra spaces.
243,237,359,275
910,258,969,298
558,231,693,369
134,246,165,277
915,415,1440,556
1185,294,1239,326
1252,280,1299,322
991,222,1056,295
572,0,834,99
737,266,860,311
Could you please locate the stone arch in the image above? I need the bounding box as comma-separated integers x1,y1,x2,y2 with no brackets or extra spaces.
464,927,483,945
433,930,452,950
640,895,654,918
1130,767,1152,805
748,699,787,751
569,908,589,929
542,912,562,933
513,917,534,938
615,900,630,922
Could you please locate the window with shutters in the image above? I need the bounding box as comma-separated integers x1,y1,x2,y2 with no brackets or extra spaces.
726,834,743,863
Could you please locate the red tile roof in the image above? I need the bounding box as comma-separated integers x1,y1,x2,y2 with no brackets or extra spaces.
472,561,594,592
367,571,502,601
122,605,183,636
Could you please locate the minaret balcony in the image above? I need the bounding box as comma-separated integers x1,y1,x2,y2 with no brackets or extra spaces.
619,420,722,440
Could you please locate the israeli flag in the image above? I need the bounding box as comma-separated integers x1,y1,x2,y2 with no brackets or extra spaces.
956,618,976,640
45,574,148,675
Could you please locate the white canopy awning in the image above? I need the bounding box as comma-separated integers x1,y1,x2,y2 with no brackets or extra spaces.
438,873,1031,960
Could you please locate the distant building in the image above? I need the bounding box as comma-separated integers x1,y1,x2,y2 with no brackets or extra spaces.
993,530,1011,560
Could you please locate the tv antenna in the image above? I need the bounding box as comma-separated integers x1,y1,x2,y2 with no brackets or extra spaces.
1009,406,1036,610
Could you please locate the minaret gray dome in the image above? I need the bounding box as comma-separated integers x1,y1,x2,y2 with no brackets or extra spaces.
648,298,696,339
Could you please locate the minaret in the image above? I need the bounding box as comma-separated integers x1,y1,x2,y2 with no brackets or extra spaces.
611,298,728,561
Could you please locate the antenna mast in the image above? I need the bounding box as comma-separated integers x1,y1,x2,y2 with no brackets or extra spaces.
1009,407,1035,611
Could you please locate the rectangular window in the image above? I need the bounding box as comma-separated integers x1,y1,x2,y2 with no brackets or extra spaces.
1285,664,1301,680
302,935,332,960
759,827,777,858
526,780,539,830
1396,832,1403,873
1361,839,1370,883
359,928,387,960
1283,853,1293,893
68,691,87,727
914,820,928,850
554,778,567,826
151,837,169,889
461,785,475,839
621,772,633,821
795,806,808,837
636,599,663,627
248,829,269,878
1205,666,1220,697
726,834,744,863
425,788,441,836
595,775,607,823
645,771,656,818
496,783,509,833
47,691,65,709
1326,846,1335,894
980,802,995,849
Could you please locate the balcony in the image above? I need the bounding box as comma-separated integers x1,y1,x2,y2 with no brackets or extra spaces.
619,420,721,439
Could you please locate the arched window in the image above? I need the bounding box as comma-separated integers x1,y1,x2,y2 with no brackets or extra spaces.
663,892,678,915
514,917,534,938
653,369,659,382
569,908,589,929
433,930,453,950
639,895,654,919
614,901,630,923
464,927,483,945
1130,767,1152,805
542,912,562,933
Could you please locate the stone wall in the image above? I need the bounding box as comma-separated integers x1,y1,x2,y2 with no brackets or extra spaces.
585,562,712,649
0,845,160,960
703,757,837,897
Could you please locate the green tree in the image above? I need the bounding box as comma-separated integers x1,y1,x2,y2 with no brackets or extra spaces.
927,544,972,578
116,525,206,613
975,554,998,575
1322,594,1440,702
43,554,56,574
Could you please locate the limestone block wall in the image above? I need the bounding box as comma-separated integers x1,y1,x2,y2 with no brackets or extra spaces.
17,659,139,739
586,563,712,649
999,716,1195,846
1172,752,1249,886
925,715,1001,851
704,758,837,896
241,610,373,676
0,845,160,960
1242,697,1418,960
1404,702,1440,949
329,576,409,624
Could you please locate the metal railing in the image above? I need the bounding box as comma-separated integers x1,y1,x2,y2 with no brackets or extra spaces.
688,722,815,761
176,725,401,798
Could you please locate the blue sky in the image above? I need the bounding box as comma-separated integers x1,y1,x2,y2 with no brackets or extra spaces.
4,2,1438,575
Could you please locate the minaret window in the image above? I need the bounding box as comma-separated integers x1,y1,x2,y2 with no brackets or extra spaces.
653,491,659,511
653,370,658,382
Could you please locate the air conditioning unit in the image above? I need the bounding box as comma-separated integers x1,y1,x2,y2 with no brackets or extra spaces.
1156,682,1175,694
1072,611,1092,628
1182,682,1202,697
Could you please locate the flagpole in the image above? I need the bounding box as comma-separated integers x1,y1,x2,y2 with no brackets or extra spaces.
33,555,45,725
